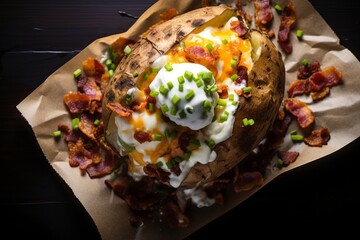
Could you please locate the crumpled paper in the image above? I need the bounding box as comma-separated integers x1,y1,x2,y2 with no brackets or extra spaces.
16,0,360,239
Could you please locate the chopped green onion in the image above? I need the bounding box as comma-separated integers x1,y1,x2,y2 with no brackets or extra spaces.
205,139,216,149
105,59,112,66
153,134,163,141
206,43,214,52
53,130,61,138
132,71,138,77
161,104,169,113
229,94,234,101
179,109,187,119
156,161,163,168
232,101,238,105
243,86,252,93
222,39,228,45
184,70,193,80
178,75,185,84
296,29,303,38
164,63,173,71
217,98,227,106
164,129,170,138
178,84,184,92
274,4,283,12
73,68,82,78
195,79,203,88
109,63,116,70
94,119,100,126
189,138,200,150
125,94,132,105
230,73,238,81
243,118,249,126
219,114,228,122
290,130,298,135
179,41,185,47
159,84,169,95
277,159,284,168
185,90,195,101
248,118,255,125
171,94,181,105
167,81,174,89
291,134,304,142
72,118,80,130
108,69,114,77
124,45,132,56
184,151,191,160
166,160,174,169
148,102,154,112
186,106,194,114
150,90,159,97
143,73,149,80
230,59,237,68
170,106,178,115
203,100,212,112
151,67,160,73
202,71,213,84
302,58,309,66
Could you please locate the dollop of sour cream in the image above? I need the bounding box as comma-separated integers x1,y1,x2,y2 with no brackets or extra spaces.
149,62,218,131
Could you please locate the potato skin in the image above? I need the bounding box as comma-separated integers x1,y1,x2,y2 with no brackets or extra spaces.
103,6,285,188
181,30,285,187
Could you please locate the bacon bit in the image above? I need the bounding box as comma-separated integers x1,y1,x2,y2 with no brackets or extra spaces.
277,2,296,53
236,65,248,84
310,86,330,101
86,148,118,178
304,128,331,147
159,8,178,20
68,138,100,170
82,57,105,77
134,130,152,144
184,46,217,69
297,61,321,79
217,84,229,99
63,92,91,113
287,79,312,97
233,171,264,192
131,100,146,111
106,102,133,117
277,151,299,167
284,98,315,128
309,66,343,91
254,0,273,34
143,164,170,183
230,19,249,39
169,138,184,159
82,76,102,101
78,113,97,140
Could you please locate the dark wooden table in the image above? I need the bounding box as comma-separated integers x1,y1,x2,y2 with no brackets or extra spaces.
1,0,359,239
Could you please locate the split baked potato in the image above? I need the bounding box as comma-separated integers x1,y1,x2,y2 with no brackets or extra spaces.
102,6,285,189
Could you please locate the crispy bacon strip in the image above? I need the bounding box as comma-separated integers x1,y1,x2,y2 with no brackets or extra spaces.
304,128,331,147
78,112,97,140
184,46,217,69
297,61,321,79
106,102,133,117
277,2,296,53
309,66,343,91
277,151,299,167
254,0,273,32
284,98,315,128
86,148,118,178
230,19,249,38
63,92,91,113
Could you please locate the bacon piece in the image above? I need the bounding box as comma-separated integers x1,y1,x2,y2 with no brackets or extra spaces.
284,98,314,128
233,171,264,192
134,130,152,144
310,86,330,101
86,148,118,178
309,66,342,91
82,57,105,77
143,164,170,183
63,92,91,113
277,151,299,167
297,61,321,79
106,102,133,117
160,200,190,228
254,0,273,33
78,112,97,140
230,19,249,38
68,138,99,170
287,79,312,97
304,128,331,147
277,2,296,53
184,46,217,69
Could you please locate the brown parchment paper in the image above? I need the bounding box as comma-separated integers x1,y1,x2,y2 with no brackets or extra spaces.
17,0,360,239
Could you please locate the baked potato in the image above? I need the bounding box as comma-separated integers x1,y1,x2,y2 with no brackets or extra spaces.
102,5,285,189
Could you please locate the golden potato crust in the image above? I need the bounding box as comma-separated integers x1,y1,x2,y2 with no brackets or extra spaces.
103,6,285,188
